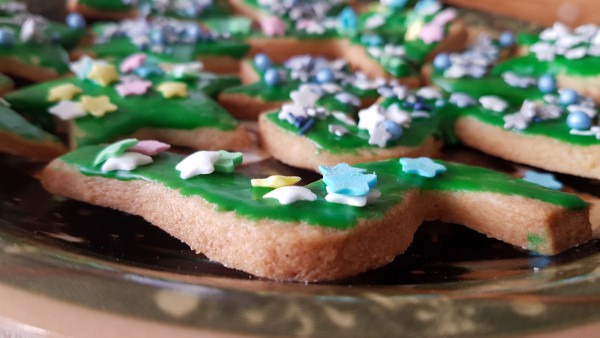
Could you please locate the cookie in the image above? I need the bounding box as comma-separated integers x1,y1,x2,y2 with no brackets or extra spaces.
0,103,66,161
80,17,250,74
42,144,591,281
259,83,444,171
426,34,600,179
218,54,381,120
4,55,251,150
0,2,85,81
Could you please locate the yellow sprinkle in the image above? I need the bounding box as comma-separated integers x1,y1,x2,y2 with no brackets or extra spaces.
47,83,82,102
251,175,301,188
86,64,120,87
156,82,188,98
80,95,117,117
405,19,424,41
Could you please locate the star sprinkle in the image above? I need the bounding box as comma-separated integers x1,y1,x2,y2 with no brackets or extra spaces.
80,95,118,117
48,83,83,102
260,16,286,36
116,79,152,97
70,56,95,79
157,82,188,98
419,22,444,44
368,122,392,148
449,92,476,108
86,64,120,87
48,100,86,120
325,189,381,207
358,104,385,132
120,53,147,73
523,170,563,191
319,163,377,197
169,62,203,80
263,186,317,205
101,152,153,172
405,18,424,41
399,157,446,178
213,151,243,173
251,175,301,188
129,140,170,156
176,151,221,179
503,113,530,130
94,138,139,166
290,85,321,107
479,96,508,113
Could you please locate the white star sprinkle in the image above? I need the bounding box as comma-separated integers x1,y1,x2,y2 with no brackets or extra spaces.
263,186,317,205
101,152,153,172
176,151,221,179
48,100,87,120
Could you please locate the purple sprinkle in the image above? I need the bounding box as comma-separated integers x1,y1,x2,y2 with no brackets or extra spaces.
299,117,316,135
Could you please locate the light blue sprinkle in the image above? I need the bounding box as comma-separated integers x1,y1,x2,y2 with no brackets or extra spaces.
399,157,447,178
523,170,562,191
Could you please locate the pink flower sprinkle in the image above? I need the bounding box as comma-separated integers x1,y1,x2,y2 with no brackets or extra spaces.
116,80,152,97
419,23,445,44
260,16,286,37
432,8,457,26
129,140,171,156
120,53,147,73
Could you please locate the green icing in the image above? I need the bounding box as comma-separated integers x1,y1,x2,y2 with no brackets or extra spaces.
491,53,600,78
527,233,545,251
442,103,600,147
5,67,242,147
58,146,587,230
266,95,443,154
78,0,133,11
88,24,250,61
431,71,543,106
0,104,61,142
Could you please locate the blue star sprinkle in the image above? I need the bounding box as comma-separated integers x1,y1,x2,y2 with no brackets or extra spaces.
399,157,447,178
319,163,377,197
522,170,562,191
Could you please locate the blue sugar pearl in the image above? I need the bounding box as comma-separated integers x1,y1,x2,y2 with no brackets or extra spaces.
264,68,281,87
433,53,451,70
435,98,445,107
537,74,556,93
383,120,403,140
254,53,272,71
0,28,16,47
66,12,86,30
566,111,592,130
559,89,579,105
316,68,334,83
498,31,514,48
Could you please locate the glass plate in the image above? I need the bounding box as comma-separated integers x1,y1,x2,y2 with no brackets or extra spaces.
1,148,600,338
